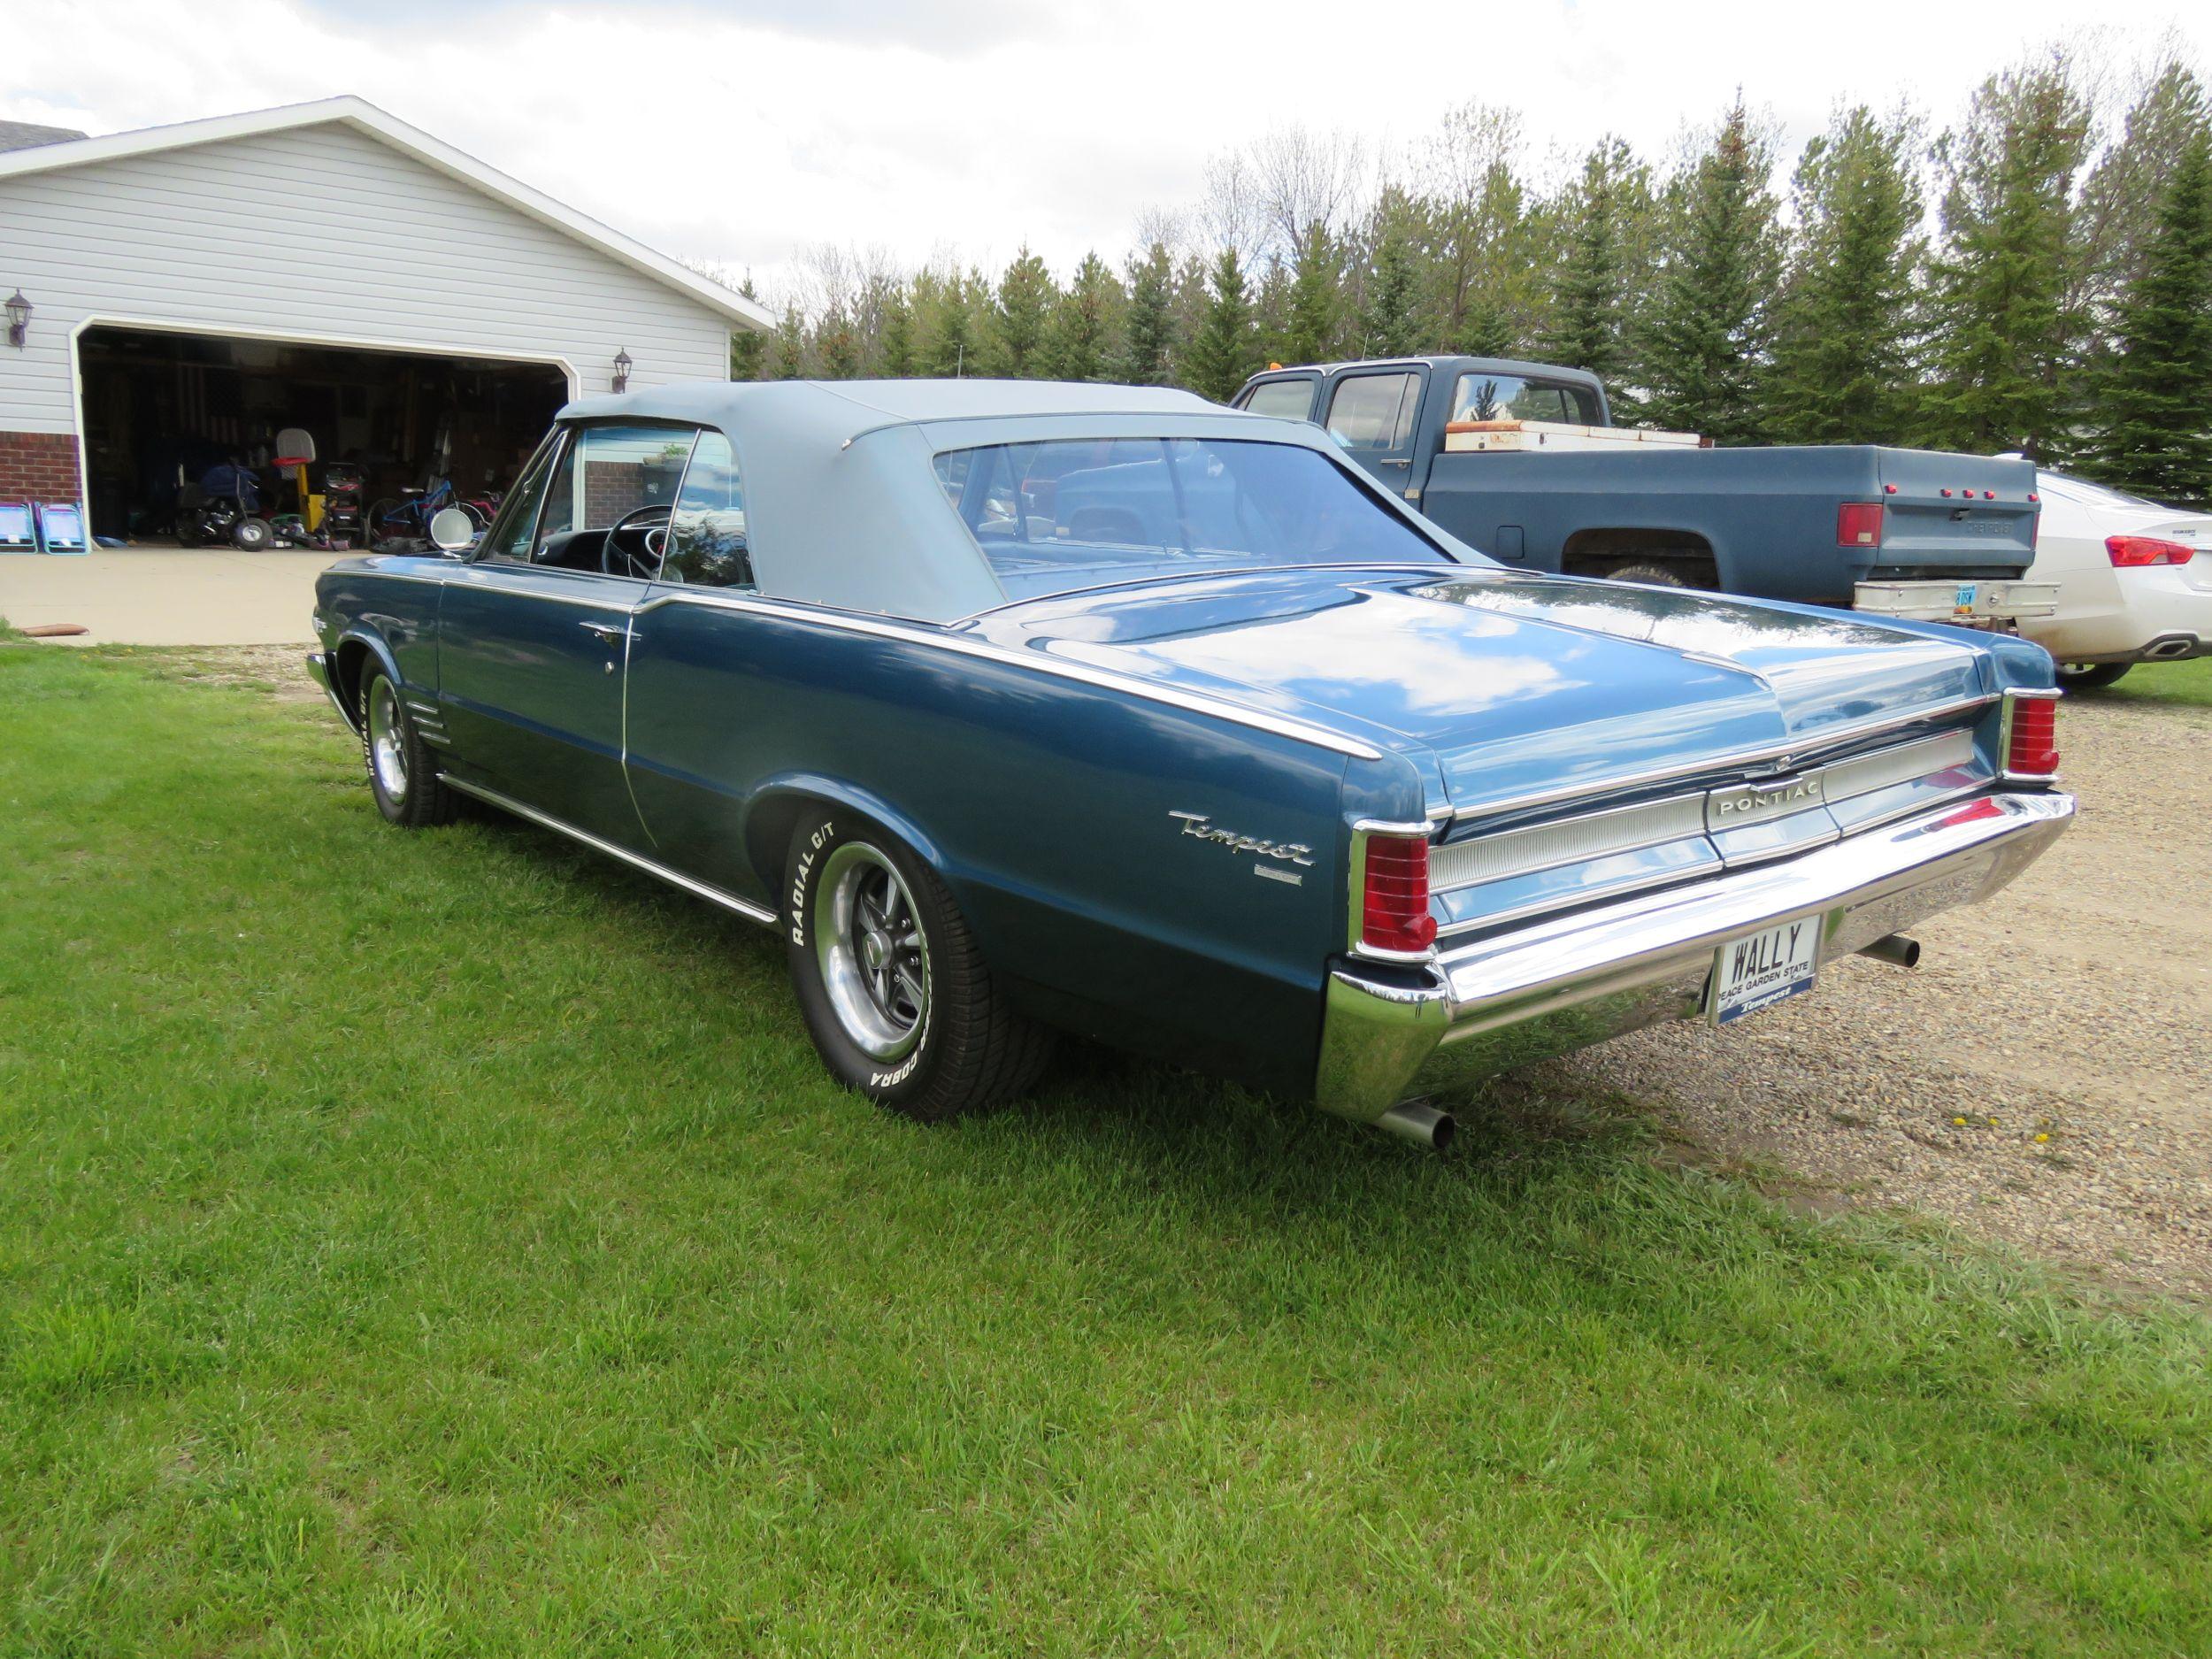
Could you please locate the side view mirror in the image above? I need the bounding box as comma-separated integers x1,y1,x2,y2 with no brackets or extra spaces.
427,506,477,553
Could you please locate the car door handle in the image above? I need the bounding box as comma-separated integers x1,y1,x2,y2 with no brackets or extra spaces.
1379,457,1411,468
579,620,625,645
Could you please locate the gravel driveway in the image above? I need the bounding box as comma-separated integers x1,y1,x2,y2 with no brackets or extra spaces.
1568,693,2212,1298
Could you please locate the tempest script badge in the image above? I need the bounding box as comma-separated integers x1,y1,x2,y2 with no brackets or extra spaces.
1706,774,1824,831
1169,810,1317,868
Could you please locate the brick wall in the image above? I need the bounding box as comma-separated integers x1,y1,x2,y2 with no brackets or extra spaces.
0,432,81,503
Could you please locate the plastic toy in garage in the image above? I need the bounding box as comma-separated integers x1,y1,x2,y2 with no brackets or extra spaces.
319,462,364,549
178,460,277,549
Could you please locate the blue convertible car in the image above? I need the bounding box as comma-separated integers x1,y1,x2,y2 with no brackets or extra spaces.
309,380,2074,1148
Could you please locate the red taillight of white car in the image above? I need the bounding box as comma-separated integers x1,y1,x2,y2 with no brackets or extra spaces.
2105,534,2195,567
1360,830,1437,956
2002,692,2060,780
1837,503,1886,548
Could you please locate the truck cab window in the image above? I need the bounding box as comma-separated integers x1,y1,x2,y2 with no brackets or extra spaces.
1242,379,1318,421
1450,372,1601,426
1325,373,1421,452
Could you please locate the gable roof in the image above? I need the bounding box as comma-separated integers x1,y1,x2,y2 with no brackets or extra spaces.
0,96,770,332
0,119,87,153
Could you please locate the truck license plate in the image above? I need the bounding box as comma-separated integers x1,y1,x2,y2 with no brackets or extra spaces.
1710,919,1821,1025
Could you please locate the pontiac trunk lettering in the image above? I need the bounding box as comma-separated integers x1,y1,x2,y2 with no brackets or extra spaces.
1706,773,1824,831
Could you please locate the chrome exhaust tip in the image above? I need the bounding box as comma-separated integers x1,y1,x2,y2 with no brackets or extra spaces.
1859,933,1921,969
1377,1099,1456,1153
2143,634,2200,660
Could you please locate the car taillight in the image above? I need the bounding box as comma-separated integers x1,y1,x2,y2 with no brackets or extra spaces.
1837,503,1885,548
1361,831,1437,955
2004,694,2059,778
2105,534,2194,567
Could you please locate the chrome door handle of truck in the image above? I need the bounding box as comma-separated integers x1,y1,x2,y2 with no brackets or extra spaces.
580,620,625,644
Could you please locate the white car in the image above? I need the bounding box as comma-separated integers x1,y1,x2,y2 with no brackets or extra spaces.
2020,470,2212,689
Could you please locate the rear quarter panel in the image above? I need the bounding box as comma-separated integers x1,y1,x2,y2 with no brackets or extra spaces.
624,599,1425,1098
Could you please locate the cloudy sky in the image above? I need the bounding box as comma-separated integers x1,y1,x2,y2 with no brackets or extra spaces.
10,0,2208,303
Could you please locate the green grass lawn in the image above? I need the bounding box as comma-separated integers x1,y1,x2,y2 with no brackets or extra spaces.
2089,654,2212,710
3,642,2208,1657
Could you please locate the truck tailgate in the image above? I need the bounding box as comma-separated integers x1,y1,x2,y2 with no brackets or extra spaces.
1870,449,2039,576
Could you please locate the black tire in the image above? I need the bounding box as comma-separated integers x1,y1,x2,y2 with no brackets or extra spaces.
783,809,1050,1121
2056,662,2131,690
231,517,273,552
358,663,458,828
1606,560,1692,588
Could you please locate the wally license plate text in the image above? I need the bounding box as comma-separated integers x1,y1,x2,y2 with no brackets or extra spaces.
1710,918,1821,1025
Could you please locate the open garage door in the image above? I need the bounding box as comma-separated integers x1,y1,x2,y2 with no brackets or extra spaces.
75,325,571,546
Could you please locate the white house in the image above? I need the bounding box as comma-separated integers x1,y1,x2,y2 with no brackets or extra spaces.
0,97,767,541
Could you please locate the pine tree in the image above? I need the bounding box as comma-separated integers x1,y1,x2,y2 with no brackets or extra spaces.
1640,102,1781,445
771,303,808,380
817,304,861,380
878,288,915,378
1923,57,2093,456
987,247,1056,377
1183,248,1261,403
1359,228,1422,357
2092,134,2212,505
1281,220,1340,366
914,268,977,377
1766,107,1924,444
1043,251,1121,381
728,278,767,380
1121,242,1178,385
1543,138,1649,396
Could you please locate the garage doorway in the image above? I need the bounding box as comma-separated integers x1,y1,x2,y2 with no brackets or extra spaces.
75,325,571,545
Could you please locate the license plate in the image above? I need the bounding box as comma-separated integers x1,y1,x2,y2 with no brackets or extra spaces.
1710,919,1821,1026
1953,582,1978,615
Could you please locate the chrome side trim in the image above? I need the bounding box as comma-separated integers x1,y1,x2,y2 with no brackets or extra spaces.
1431,791,1707,893
1445,693,1998,826
438,773,776,927
442,570,642,611
636,588,1386,762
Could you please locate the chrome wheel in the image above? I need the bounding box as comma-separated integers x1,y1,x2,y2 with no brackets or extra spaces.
366,677,409,803
814,841,930,1062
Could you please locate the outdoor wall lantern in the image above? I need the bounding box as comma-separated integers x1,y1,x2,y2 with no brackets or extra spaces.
612,347,632,393
4,290,28,349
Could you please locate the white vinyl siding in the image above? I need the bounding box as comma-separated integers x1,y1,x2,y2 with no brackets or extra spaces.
0,120,733,434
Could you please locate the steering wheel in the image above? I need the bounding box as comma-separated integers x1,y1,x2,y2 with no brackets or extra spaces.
602,503,672,579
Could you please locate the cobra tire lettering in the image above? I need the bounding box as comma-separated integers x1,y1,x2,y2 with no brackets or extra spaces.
869,999,931,1090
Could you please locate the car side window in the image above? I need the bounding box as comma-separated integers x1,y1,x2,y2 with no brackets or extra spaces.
659,430,752,590
478,433,563,565
533,424,698,569
1326,373,1420,451
1242,379,1318,421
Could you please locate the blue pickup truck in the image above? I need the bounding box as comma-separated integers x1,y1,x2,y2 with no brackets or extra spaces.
1234,356,2053,629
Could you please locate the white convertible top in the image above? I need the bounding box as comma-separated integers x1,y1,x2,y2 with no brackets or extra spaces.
554,379,1391,623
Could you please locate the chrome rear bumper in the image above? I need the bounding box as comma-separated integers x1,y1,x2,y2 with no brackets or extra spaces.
1316,790,2074,1124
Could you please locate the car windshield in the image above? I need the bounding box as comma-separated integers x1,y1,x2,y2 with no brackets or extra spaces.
933,436,1454,601
1449,371,1601,426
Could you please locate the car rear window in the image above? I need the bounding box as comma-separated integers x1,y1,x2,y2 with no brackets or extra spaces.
932,436,1453,602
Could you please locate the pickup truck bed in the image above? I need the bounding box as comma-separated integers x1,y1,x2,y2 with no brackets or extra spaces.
1234,356,2053,626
